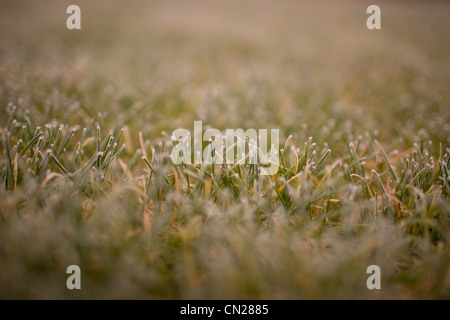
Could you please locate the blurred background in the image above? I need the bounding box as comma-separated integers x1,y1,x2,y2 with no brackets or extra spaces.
1,0,449,150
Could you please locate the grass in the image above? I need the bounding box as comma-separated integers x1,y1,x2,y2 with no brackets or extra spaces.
0,0,449,299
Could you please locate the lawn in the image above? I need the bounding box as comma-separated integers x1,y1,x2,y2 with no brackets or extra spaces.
0,0,449,299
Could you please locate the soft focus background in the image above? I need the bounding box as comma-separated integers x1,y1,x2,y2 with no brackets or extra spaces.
0,0,449,299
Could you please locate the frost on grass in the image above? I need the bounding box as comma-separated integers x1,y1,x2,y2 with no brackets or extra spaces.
0,0,449,299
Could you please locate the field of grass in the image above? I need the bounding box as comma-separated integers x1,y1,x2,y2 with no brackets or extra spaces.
0,0,449,299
